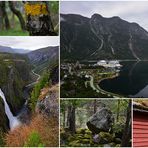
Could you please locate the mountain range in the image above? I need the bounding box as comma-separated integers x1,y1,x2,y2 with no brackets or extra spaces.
0,45,29,54
0,45,59,73
61,13,148,61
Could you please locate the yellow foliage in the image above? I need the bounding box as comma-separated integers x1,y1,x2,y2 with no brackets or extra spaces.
24,3,49,16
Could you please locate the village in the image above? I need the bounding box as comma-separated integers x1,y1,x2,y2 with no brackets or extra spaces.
60,61,122,98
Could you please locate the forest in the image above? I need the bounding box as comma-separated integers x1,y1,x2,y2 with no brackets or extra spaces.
0,1,59,36
60,99,131,147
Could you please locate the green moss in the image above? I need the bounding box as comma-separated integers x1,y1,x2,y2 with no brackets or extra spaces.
116,144,121,147
83,134,92,139
114,138,121,144
99,132,114,144
68,140,81,147
76,128,86,134
108,142,116,147
60,131,71,140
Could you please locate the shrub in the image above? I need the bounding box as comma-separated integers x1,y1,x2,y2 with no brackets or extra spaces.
24,131,44,147
5,114,59,147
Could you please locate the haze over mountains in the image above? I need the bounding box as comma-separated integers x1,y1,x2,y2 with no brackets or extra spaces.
0,45,30,54
61,13,148,61
0,45,59,73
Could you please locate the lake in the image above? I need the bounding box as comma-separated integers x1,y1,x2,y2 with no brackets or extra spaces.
99,61,148,97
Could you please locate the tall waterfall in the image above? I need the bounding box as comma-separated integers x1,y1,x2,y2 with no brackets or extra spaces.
0,89,20,130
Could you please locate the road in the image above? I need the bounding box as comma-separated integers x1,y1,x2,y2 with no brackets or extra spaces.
25,70,41,88
88,75,122,98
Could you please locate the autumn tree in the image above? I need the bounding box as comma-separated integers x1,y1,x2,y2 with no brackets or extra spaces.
23,1,57,36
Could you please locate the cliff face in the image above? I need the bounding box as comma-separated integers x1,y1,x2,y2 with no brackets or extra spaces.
36,84,59,118
0,54,32,130
61,13,148,60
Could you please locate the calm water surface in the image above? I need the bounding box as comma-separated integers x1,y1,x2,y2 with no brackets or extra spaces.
99,61,148,97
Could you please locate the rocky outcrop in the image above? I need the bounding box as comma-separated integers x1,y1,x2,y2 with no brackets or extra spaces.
36,84,59,118
87,107,113,134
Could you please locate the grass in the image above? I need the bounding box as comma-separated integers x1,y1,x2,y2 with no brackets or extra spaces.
0,14,29,36
0,29,29,36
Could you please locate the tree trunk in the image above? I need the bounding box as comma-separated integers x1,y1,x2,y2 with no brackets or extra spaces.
121,101,131,147
63,110,66,128
67,104,76,134
8,1,26,31
93,99,97,114
0,2,3,30
11,13,15,28
116,100,120,122
0,1,10,29
23,1,57,36
69,105,76,134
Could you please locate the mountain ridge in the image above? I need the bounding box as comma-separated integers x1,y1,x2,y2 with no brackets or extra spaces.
61,13,148,61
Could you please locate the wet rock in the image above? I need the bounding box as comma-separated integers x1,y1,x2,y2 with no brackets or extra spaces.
87,107,113,133
114,138,121,144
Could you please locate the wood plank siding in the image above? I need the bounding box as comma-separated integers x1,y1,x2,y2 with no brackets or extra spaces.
133,111,148,147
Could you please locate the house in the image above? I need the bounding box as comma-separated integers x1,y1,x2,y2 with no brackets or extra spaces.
96,60,122,68
133,101,148,147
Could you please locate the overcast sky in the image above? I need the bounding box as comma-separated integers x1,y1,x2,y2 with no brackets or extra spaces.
61,1,148,31
0,37,59,50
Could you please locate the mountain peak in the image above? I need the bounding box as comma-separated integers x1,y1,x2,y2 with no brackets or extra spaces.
61,13,148,60
91,13,103,19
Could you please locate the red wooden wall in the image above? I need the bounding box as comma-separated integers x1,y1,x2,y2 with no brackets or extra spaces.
133,111,148,147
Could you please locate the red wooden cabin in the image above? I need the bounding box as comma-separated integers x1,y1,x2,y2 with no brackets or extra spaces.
133,101,148,147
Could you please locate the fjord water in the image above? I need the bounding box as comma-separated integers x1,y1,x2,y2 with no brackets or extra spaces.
99,61,148,97
0,89,20,130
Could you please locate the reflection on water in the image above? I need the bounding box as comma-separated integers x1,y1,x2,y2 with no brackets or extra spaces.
99,61,148,97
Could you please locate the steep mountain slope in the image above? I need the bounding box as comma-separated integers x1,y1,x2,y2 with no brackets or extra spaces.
61,13,148,60
27,46,59,73
0,53,32,131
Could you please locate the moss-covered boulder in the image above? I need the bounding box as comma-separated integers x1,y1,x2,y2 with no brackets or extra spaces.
114,138,121,144
68,140,82,147
76,128,87,134
99,132,114,144
112,122,124,139
109,142,116,147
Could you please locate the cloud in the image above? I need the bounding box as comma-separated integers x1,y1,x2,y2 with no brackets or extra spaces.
61,1,148,30
0,36,59,50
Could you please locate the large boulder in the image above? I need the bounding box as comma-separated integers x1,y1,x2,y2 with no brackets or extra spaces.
87,107,113,134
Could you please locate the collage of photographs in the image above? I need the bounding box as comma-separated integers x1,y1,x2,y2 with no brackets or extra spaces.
0,0,148,147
